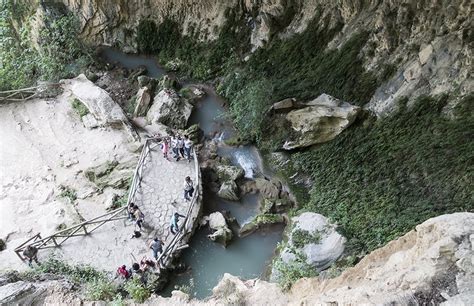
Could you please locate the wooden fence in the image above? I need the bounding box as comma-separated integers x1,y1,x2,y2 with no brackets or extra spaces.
14,137,201,268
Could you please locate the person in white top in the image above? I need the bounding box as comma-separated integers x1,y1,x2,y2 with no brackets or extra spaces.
184,135,193,162
170,135,180,161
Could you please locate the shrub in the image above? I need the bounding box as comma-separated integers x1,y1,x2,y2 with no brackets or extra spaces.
124,277,151,303
71,99,89,117
59,185,77,202
291,229,321,248
86,278,119,301
33,257,106,284
273,257,317,291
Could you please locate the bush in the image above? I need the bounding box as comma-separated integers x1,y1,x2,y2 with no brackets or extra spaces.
71,99,89,117
273,257,317,291
291,229,321,248
0,2,91,90
59,185,77,202
34,257,106,284
124,277,152,303
86,278,119,301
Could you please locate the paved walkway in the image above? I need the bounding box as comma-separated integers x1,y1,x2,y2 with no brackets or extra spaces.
133,142,199,244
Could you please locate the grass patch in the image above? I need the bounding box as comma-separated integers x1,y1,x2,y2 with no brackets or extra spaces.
291,229,321,248
124,277,152,303
290,94,474,254
59,185,77,202
71,98,89,117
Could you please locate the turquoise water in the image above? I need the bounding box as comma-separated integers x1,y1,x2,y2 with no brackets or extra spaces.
99,48,283,299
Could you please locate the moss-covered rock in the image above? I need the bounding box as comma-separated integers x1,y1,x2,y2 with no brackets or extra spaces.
239,213,285,237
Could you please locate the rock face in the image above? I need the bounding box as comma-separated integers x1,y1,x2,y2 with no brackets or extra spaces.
283,94,360,150
217,180,239,201
146,89,193,129
133,86,152,117
65,74,128,128
207,212,233,247
59,0,472,116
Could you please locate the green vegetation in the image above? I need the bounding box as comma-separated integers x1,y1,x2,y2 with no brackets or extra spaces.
86,278,119,301
0,1,91,90
272,244,318,290
71,98,89,117
28,257,105,284
291,229,321,248
290,95,473,254
124,277,152,303
59,185,77,202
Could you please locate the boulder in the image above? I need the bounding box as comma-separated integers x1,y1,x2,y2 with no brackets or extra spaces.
179,86,206,103
81,113,99,129
255,178,282,200
184,124,202,144
146,89,193,129
270,98,296,112
207,212,233,246
239,213,285,237
137,75,151,87
66,74,128,128
160,75,179,90
276,212,346,276
216,165,245,182
133,86,152,117
283,94,360,150
217,180,239,201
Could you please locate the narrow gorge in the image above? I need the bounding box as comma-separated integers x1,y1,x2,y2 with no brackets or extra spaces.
0,0,472,305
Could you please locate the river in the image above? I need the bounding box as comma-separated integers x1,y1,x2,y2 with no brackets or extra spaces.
99,47,284,298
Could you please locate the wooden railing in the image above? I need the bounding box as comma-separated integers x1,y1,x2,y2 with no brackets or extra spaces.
157,147,201,267
14,206,127,261
0,83,61,102
14,137,200,268
14,138,156,261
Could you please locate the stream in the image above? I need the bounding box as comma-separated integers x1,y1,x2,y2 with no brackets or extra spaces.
99,47,284,298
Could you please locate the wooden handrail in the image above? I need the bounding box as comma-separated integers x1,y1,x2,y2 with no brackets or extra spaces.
14,136,201,279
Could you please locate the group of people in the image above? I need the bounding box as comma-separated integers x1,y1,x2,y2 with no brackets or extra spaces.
23,133,197,286
159,134,193,162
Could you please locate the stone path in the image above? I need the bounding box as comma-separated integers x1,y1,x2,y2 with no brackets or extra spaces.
133,142,199,244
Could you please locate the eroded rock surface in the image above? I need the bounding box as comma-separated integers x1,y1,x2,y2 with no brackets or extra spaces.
283,94,360,150
147,89,193,129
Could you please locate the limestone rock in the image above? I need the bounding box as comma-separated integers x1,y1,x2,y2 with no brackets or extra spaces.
133,86,152,117
283,94,360,150
0,239,5,252
239,213,285,237
419,44,433,65
0,282,35,304
81,113,99,129
137,75,151,87
66,74,128,128
272,212,346,281
146,89,193,129
207,212,233,247
216,165,245,182
270,98,297,112
217,180,239,201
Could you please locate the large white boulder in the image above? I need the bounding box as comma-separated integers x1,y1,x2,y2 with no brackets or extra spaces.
272,212,345,282
207,212,233,247
146,89,193,129
66,74,128,128
283,94,360,150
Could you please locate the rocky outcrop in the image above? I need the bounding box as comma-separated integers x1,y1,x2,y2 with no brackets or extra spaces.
217,180,239,201
59,0,471,116
133,86,152,117
65,74,128,128
283,94,360,150
271,212,346,282
206,212,233,247
146,89,193,129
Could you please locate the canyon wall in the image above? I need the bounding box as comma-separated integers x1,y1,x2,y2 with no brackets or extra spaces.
56,0,472,115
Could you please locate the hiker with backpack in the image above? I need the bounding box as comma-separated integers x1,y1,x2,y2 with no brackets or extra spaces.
127,203,137,221
116,265,131,280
